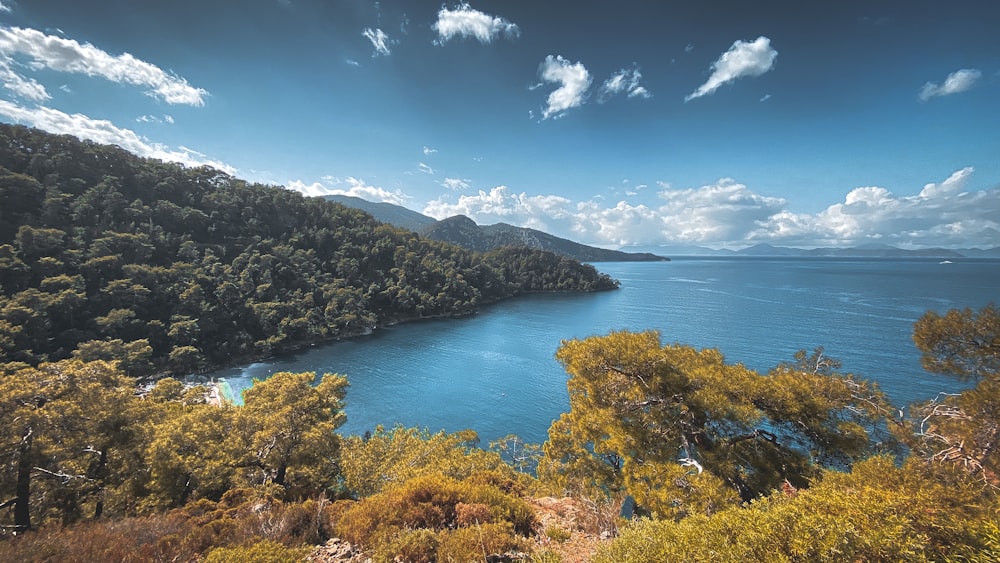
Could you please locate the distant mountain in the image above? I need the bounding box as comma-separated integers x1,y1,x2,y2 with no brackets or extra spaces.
325,196,668,262
957,247,1000,258
622,243,997,259
618,245,736,256
324,195,436,232
420,216,668,262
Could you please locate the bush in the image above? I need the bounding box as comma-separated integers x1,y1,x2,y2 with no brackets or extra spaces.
203,540,310,563
335,472,536,562
594,457,1000,563
437,522,529,562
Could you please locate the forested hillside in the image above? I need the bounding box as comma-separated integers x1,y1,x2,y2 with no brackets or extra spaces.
0,124,616,376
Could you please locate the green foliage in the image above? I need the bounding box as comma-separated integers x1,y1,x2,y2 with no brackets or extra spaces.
203,540,311,563
0,359,144,529
0,359,347,528
0,123,616,376
538,330,894,516
909,304,999,485
333,472,535,563
340,425,514,497
913,303,1000,381
235,371,347,490
594,457,1000,563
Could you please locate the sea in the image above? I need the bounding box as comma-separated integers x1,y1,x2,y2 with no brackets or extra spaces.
210,257,999,445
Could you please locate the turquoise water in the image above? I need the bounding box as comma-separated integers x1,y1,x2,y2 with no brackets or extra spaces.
211,258,999,445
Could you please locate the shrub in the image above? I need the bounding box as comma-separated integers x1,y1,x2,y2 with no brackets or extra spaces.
544,526,572,543
335,472,536,561
437,522,529,562
594,457,1000,563
202,540,310,563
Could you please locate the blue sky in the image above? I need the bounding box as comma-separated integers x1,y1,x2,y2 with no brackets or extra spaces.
1,1,998,249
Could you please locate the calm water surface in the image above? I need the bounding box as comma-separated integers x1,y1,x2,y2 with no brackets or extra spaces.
212,258,999,444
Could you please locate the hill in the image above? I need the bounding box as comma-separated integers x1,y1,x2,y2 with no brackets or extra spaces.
324,196,668,262
0,124,617,376
324,194,437,232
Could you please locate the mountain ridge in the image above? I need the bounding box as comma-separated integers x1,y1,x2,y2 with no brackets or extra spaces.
324,196,669,263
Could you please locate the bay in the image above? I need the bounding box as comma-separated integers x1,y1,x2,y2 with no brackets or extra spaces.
212,258,999,445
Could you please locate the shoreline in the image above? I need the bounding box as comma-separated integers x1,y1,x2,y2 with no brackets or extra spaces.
181,285,617,391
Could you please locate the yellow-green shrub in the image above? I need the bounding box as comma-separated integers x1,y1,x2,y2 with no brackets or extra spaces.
437,521,530,562
595,457,999,563
335,472,536,562
202,540,310,563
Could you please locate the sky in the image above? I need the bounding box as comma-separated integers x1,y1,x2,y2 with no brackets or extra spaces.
0,0,998,250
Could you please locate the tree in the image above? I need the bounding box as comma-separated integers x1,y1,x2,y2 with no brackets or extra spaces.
340,425,511,497
909,304,999,485
235,371,348,491
0,360,140,529
538,330,892,517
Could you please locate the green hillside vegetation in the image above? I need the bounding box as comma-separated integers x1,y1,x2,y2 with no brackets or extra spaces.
0,125,996,561
0,124,616,377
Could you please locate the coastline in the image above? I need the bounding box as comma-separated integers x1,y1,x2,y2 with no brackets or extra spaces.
181,284,619,394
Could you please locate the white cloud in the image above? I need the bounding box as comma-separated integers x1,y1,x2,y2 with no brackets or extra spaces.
598,65,652,103
362,27,392,57
423,145,437,155
424,185,573,230
288,176,408,206
422,169,1000,249
136,113,173,125
685,36,777,101
0,3,10,13
798,168,999,247
0,100,234,173
919,68,982,101
433,3,519,45
418,162,434,174
0,26,207,105
0,60,49,101
536,55,592,120
441,177,470,191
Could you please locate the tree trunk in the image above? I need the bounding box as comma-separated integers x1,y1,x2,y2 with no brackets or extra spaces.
14,430,33,530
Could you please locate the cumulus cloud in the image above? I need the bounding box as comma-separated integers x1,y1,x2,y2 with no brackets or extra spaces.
363,27,393,56
535,55,591,120
422,169,1000,249
432,3,519,45
0,26,207,105
423,145,438,155
685,36,777,101
598,65,651,102
0,100,234,173
424,186,573,230
919,68,982,101
799,167,1000,247
288,176,408,206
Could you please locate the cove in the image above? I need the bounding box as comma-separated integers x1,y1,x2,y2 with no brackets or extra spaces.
211,258,1000,445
